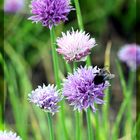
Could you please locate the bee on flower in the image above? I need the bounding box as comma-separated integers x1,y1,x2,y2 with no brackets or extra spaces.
62,66,114,112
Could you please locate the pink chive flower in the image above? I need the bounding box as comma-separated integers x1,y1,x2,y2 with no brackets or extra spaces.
28,0,73,29
0,131,22,140
62,66,110,112
56,29,96,62
118,44,140,70
4,0,24,13
28,84,63,115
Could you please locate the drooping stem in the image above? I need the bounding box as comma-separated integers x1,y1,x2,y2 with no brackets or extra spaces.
50,27,68,140
74,0,91,66
47,113,54,140
86,108,93,140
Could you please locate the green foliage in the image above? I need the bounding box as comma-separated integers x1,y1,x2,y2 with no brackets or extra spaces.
2,0,137,139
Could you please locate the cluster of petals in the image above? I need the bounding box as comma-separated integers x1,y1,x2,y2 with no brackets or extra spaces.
0,131,22,140
28,84,62,115
4,0,24,13
56,29,96,62
118,44,140,70
28,0,73,29
62,66,110,112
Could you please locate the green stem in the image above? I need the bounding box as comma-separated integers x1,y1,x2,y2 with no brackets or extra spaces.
47,113,54,140
50,27,61,87
74,0,91,66
65,62,72,73
74,0,84,31
94,111,100,140
124,70,135,136
112,94,130,140
115,59,127,97
75,111,80,140
73,62,81,140
86,108,93,140
50,27,68,140
102,88,109,139
73,62,77,70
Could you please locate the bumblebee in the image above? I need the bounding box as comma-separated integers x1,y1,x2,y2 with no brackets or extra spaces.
93,67,115,85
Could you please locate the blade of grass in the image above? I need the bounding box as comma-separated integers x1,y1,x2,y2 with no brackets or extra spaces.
112,59,129,140
102,41,112,140
124,70,135,137
115,59,127,97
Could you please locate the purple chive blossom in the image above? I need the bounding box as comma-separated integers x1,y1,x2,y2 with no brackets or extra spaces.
0,131,22,140
4,0,24,13
118,44,140,70
28,0,73,29
62,66,110,112
28,84,62,115
56,29,96,62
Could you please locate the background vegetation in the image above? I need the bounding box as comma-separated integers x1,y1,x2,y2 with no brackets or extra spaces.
1,0,139,140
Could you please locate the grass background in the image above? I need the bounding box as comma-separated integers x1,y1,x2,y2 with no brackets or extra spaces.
1,0,139,139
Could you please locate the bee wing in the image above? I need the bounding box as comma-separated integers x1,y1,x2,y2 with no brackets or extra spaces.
104,74,115,80
109,74,115,79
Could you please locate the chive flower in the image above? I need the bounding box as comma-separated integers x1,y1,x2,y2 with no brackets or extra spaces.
28,84,62,115
62,66,110,112
118,44,140,70
56,29,96,62
0,131,22,140
28,0,73,29
4,0,24,13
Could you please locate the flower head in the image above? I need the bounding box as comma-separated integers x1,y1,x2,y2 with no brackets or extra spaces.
118,44,140,70
62,66,111,112
28,0,73,29
56,29,96,62
4,0,24,13
0,131,22,140
28,84,62,115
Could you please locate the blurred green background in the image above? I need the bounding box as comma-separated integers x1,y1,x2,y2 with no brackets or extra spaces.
1,0,139,139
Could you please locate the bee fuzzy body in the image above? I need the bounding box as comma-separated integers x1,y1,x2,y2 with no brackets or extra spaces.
93,68,115,86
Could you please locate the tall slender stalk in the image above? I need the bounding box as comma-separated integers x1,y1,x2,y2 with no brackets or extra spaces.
50,27,68,140
86,108,93,140
75,111,80,140
73,62,81,140
50,27,61,87
74,0,84,31
124,70,135,137
74,0,91,65
112,59,133,140
47,113,54,140
102,42,112,139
